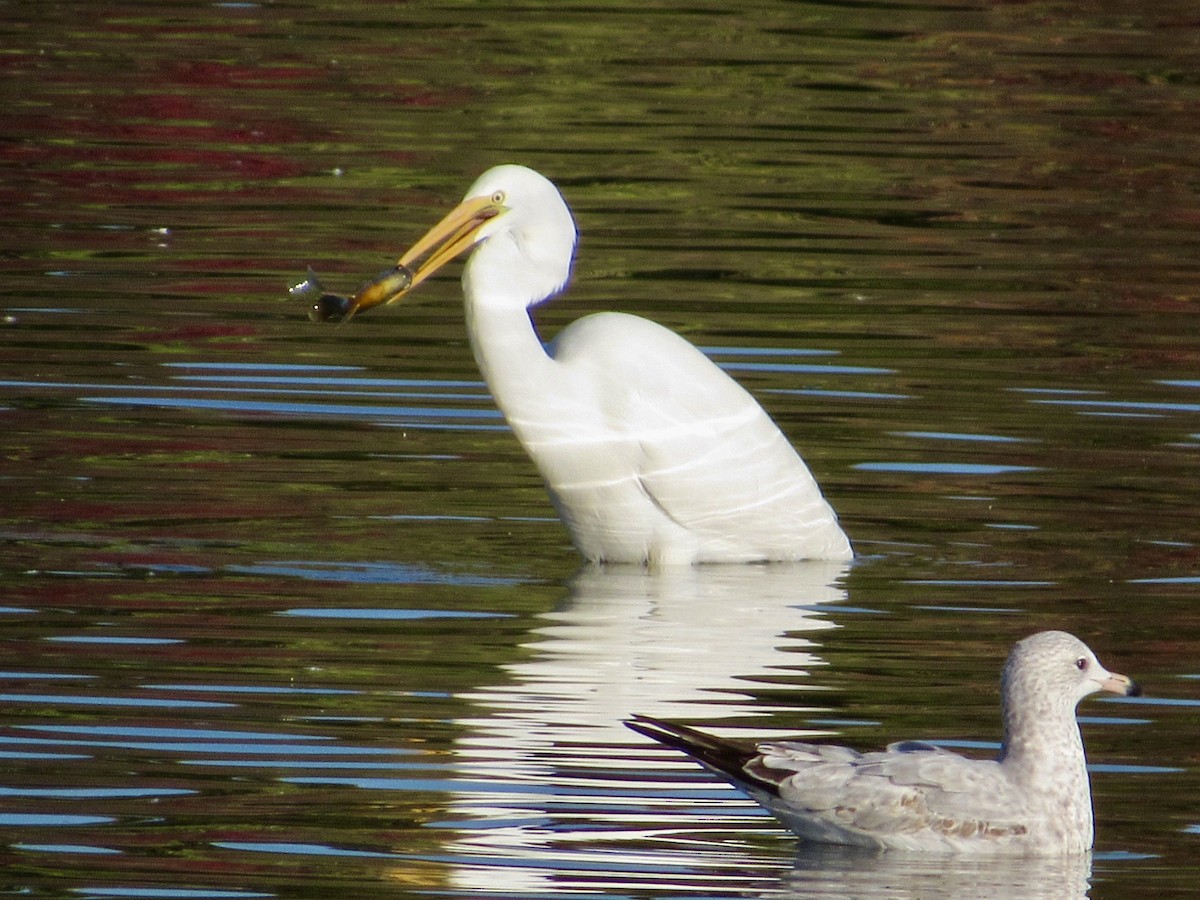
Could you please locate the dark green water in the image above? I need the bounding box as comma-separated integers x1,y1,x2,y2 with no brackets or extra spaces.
3,1,1199,897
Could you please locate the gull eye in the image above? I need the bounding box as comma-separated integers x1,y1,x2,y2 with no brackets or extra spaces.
491,190,506,204
1075,657,1088,671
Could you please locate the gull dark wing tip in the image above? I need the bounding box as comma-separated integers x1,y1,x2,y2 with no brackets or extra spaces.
626,715,771,793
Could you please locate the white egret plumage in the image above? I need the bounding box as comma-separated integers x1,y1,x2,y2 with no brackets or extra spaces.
347,165,852,566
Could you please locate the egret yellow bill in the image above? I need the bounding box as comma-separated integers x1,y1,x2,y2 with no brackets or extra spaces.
346,165,852,566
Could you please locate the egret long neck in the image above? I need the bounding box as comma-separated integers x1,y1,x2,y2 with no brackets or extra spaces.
463,294,555,420
459,231,568,428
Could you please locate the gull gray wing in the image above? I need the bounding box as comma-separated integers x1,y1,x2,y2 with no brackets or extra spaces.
753,740,1032,850
627,717,1033,852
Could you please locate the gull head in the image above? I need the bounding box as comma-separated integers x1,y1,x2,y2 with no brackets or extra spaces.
1002,630,1140,719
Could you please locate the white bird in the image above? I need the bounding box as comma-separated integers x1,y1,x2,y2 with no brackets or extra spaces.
628,631,1141,854
345,165,852,566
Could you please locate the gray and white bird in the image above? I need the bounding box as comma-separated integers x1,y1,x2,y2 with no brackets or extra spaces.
628,631,1140,854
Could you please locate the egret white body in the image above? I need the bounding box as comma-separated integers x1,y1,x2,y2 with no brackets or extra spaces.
352,165,852,566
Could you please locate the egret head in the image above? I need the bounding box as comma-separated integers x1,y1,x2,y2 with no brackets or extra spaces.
348,165,577,317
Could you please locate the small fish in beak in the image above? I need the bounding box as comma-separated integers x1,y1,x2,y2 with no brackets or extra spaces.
288,265,414,323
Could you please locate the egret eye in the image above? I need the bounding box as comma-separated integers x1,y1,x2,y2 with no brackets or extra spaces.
1075,657,1088,671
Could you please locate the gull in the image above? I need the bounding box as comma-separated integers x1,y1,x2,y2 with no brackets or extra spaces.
627,631,1141,854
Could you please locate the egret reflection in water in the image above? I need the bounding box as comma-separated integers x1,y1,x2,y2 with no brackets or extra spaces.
438,562,848,896
456,561,849,750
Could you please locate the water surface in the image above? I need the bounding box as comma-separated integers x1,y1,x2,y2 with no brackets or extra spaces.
3,1,1199,897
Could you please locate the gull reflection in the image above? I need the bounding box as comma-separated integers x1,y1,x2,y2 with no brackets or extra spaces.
778,845,1091,899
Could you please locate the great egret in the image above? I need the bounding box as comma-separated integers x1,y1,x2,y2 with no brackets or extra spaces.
629,631,1141,853
345,164,852,566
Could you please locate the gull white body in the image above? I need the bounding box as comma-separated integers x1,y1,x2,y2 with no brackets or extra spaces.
367,165,851,566
629,631,1140,854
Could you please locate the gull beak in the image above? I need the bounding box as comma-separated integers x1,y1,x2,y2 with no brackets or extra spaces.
346,193,506,318
1100,670,1142,697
